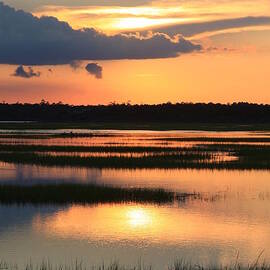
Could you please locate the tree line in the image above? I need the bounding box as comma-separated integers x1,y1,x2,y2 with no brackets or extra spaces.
1,101,270,123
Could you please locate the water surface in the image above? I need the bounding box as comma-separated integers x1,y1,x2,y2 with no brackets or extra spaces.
0,130,270,268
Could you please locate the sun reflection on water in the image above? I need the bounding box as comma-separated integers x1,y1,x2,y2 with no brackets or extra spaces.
126,208,152,228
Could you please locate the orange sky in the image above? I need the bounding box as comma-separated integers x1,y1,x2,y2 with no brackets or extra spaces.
1,50,270,105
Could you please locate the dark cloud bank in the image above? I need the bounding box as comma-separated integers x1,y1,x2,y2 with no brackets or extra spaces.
12,65,41,78
0,2,201,65
85,63,103,79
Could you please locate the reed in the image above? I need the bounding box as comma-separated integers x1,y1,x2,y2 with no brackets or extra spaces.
0,258,270,270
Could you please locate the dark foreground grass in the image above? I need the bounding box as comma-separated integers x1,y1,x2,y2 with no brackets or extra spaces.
0,258,269,270
0,183,181,205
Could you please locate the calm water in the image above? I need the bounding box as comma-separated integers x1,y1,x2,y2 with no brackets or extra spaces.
0,130,270,268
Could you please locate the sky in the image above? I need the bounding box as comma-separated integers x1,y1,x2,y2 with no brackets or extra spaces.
0,0,270,105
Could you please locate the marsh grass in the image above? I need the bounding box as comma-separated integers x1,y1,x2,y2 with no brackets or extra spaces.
1,257,270,270
0,135,270,169
0,151,215,169
0,147,267,169
0,145,202,153
0,184,179,205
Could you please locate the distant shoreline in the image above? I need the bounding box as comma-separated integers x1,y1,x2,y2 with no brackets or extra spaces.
1,122,270,131
1,102,270,130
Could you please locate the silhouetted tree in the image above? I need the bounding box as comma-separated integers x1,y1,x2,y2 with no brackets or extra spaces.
0,102,270,123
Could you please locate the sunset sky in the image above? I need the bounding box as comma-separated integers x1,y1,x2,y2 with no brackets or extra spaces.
1,0,270,104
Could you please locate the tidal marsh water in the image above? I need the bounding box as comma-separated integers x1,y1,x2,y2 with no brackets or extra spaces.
1,130,270,269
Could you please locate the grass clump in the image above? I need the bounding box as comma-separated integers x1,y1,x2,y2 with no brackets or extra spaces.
0,183,177,205
0,151,213,169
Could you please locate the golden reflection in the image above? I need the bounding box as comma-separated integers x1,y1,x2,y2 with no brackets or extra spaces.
33,204,160,241
126,207,152,228
32,202,270,249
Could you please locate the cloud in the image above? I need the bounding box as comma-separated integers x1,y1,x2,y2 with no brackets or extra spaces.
150,16,270,37
0,2,201,65
70,60,82,70
85,63,103,79
12,65,41,78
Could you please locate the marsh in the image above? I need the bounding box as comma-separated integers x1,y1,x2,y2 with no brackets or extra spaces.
0,129,270,269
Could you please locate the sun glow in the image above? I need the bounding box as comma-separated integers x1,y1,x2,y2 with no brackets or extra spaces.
71,6,187,17
33,6,198,32
33,1,270,33
111,17,185,30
